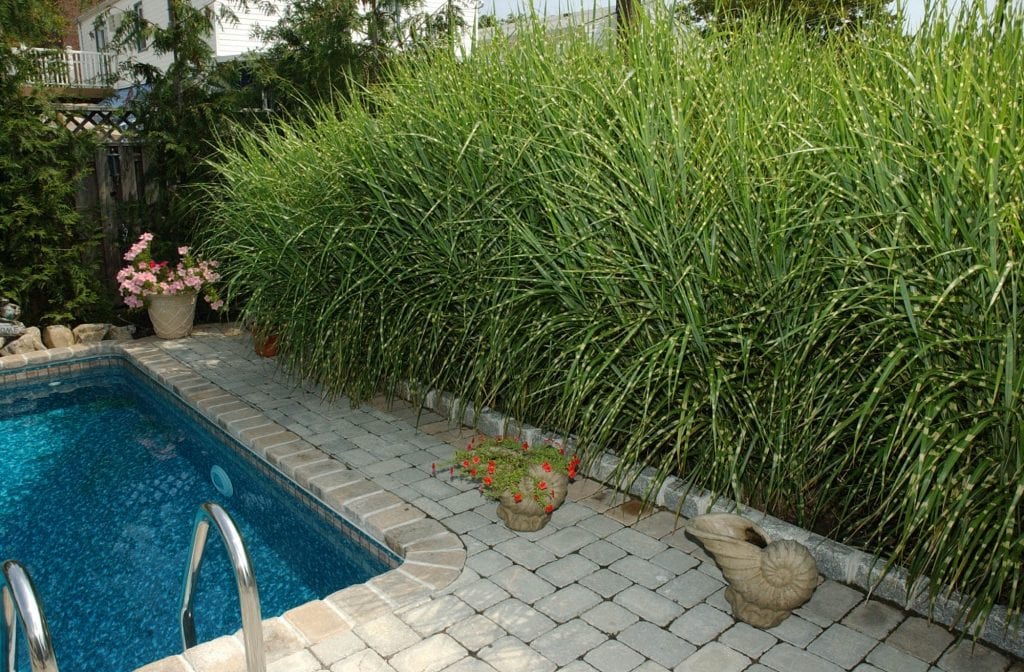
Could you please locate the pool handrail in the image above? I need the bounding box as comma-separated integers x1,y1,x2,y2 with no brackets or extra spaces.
1,560,59,672
179,502,265,672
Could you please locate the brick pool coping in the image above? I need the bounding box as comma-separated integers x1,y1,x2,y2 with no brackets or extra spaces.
0,336,466,671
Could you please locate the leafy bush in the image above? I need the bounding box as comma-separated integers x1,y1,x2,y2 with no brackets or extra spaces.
0,1,105,324
204,4,1024,630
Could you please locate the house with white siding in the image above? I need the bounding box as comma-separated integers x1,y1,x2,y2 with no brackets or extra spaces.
75,0,476,89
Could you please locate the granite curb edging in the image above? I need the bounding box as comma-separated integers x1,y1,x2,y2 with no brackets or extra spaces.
0,340,466,672
406,384,1024,659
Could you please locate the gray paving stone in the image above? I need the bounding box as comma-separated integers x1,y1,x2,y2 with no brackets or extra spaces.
579,568,633,599
448,614,507,652
581,601,640,635
534,584,603,623
632,511,686,539
536,527,600,556
842,601,905,640
796,581,865,628
704,587,732,613
617,621,696,669
609,555,673,589
761,642,845,672
445,511,491,533
614,585,684,626
866,643,930,672
807,623,879,669
493,537,558,570
389,634,466,672
488,566,556,604
852,665,886,672
559,662,600,672
353,615,420,657
632,662,670,672
936,639,1010,672
465,550,513,577
311,631,367,666
765,614,823,648
669,604,734,645
886,617,956,664
536,554,600,588
443,659,499,672
330,649,394,672
397,595,475,636
579,539,629,567
467,523,517,546
453,579,511,612
441,490,487,514
531,619,608,667
719,622,777,658
583,639,645,672
578,513,625,538
675,642,750,672
649,547,699,575
483,599,556,642
656,570,723,608
478,636,556,672
606,528,667,559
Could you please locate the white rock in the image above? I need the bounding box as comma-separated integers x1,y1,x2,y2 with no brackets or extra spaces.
73,323,109,343
42,325,75,348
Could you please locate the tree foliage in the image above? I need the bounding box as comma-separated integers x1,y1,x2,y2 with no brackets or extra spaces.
0,0,105,324
678,0,895,34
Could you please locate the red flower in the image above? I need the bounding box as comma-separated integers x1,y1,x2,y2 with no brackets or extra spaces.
472,455,481,464
487,461,496,474
542,462,552,472
483,476,493,486
514,492,523,503
462,459,470,468
149,260,157,268
545,504,554,513
522,442,529,450
568,466,576,479
538,480,548,490
470,468,477,477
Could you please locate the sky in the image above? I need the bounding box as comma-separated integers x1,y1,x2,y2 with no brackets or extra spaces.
475,0,1008,33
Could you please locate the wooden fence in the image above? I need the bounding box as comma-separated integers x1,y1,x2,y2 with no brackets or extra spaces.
57,105,149,292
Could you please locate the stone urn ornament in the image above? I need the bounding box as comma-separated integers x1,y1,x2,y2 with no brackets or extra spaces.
685,513,818,628
450,435,579,532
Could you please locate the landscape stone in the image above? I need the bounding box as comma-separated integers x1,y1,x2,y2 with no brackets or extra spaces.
73,322,109,343
0,326,44,355
106,325,136,340
42,325,74,348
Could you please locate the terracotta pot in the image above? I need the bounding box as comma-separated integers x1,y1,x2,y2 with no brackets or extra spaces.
253,332,280,357
496,466,569,532
147,292,197,339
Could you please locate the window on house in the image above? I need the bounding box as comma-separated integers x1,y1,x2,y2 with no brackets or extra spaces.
134,2,147,51
94,17,108,52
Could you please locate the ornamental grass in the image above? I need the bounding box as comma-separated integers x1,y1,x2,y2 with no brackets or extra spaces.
202,2,1024,631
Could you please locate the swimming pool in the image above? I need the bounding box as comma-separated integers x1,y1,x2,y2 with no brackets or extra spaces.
0,358,398,672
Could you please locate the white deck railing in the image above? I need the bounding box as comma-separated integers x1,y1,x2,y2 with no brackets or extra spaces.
20,48,120,88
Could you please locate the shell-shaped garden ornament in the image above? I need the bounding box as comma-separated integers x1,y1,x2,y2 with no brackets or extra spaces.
684,513,818,628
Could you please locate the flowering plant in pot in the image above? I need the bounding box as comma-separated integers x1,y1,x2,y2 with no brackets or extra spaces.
452,435,581,531
117,232,223,338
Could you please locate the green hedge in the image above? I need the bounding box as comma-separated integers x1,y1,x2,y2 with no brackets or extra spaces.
204,5,1024,630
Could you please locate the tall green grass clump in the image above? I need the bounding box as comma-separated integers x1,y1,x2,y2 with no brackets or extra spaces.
204,4,1024,630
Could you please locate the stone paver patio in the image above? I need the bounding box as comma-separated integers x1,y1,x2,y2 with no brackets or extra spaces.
3,323,1022,672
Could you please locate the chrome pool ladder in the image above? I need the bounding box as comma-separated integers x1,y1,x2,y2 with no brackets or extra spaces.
179,502,265,672
2,560,59,672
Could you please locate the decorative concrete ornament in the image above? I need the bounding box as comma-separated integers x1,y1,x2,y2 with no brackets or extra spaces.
685,513,818,628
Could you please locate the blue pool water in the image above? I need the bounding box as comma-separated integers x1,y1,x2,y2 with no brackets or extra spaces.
0,361,395,672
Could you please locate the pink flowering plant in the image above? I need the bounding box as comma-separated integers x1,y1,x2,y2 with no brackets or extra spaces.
117,233,223,310
451,435,580,513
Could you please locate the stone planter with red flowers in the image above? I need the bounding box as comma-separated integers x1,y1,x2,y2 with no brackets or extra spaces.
452,435,580,532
